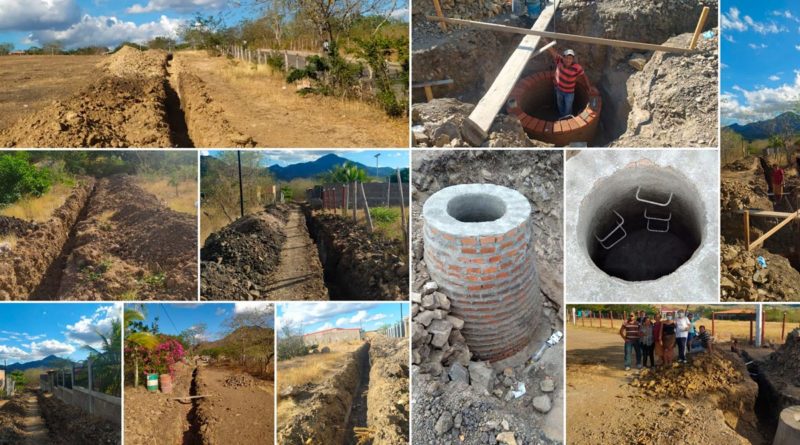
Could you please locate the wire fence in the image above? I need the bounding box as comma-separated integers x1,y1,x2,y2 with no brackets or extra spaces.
51,357,121,397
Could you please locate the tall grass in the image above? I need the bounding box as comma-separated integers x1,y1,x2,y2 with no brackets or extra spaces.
0,182,73,221
134,178,197,216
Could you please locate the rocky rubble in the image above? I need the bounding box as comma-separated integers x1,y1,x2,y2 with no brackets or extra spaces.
630,352,746,398
720,242,800,301
222,373,256,389
764,328,800,386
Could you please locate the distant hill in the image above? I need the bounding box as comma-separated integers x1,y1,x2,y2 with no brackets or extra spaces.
198,326,274,356
268,153,396,181
726,111,800,140
0,355,71,371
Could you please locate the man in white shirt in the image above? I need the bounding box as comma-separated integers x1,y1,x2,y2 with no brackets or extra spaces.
675,311,691,364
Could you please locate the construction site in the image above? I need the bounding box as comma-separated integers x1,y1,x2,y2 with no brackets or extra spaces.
565,150,719,301
200,151,409,301
566,304,800,445
124,303,274,445
411,0,718,147
276,303,409,444
721,154,800,300
411,150,564,444
0,151,197,300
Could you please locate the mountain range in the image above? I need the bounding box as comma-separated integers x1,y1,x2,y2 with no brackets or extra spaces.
267,153,396,181
0,354,71,371
726,111,800,140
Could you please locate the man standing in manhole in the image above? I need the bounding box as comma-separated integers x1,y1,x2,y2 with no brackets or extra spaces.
544,41,599,119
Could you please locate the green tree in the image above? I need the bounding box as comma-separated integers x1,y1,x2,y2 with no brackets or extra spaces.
42,40,64,55
9,370,26,386
82,317,122,396
124,307,159,387
0,42,13,55
147,36,176,50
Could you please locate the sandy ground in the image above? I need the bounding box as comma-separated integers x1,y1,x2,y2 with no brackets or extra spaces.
263,205,328,299
566,325,763,445
22,392,48,445
174,51,407,148
0,55,102,130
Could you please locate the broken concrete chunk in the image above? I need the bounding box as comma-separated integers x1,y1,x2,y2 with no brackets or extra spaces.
421,293,437,309
411,303,420,317
434,412,454,436
411,322,429,346
468,361,495,393
540,377,556,393
448,362,470,385
428,319,454,348
496,431,517,445
432,291,451,310
446,315,465,330
422,281,438,295
410,292,422,303
533,395,552,413
415,310,437,327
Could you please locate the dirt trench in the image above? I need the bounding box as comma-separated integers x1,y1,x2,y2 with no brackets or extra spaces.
344,344,371,445
0,175,197,300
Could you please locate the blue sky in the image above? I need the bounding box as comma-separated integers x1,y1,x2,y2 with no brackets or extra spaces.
0,0,408,50
205,149,410,169
132,302,273,340
276,302,408,335
722,2,800,124
0,303,120,364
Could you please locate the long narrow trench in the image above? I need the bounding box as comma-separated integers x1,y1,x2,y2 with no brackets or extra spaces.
182,366,202,445
343,344,371,445
23,391,49,445
164,58,194,148
30,183,97,299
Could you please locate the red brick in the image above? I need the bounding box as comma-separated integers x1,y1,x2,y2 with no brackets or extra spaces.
479,246,495,254
462,247,477,254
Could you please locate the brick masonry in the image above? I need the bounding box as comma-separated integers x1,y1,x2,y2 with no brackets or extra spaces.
422,184,541,362
507,70,602,146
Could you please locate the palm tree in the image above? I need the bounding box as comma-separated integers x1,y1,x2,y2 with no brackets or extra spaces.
320,163,368,216
82,319,122,395
124,307,159,388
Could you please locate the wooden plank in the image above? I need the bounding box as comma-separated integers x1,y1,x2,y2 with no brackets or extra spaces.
460,4,557,146
423,85,434,102
360,182,373,232
733,209,800,219
743,209,750,250
426,16,695,53
748,210,800,251
689,7,711,50
412,79,454,88
396,169,408,245
432,0,447,31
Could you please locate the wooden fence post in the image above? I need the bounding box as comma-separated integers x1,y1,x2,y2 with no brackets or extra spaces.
352,181,358,221
609,311,614,328
712,312,716,337
589,312,593,327
88,359,94,416
749,318,754,345
360,182,373,232
581,312,585,327
396,169,408,244
599,311,603,328
782,312,787,342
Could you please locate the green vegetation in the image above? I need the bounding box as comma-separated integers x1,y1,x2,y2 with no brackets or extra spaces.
370,206,399,224
277,323,314,360
9,370,26,386
0,153,52,206
0,42,13,55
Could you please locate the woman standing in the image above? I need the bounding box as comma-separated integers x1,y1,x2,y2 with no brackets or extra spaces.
640,316,655,369
660,314,677,366
653,313,664,366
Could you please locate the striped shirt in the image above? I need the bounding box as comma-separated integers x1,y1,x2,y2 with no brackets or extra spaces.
554,55,585,93
622,322,640,342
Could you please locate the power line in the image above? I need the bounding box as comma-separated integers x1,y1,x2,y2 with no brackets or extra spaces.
160,304,180,333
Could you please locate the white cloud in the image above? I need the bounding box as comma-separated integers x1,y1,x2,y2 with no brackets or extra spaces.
367,313,387,322
318,322,334,331
127,0,227,14
748,43,768,49
233,302,274,315
390,8,409,20
0,0,80,31
65,304,120,348
277,303,379,330
27,340,76,359
769,75,781,81
25,14,184,50
723,34,735,43
0,345,28,360
723,7,787,34
722,72,800,124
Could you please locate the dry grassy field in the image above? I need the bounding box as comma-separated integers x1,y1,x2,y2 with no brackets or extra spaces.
135,178,197,216
0,55,103,130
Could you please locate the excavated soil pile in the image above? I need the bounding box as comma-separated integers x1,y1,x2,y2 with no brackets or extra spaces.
0,216,38,237
56,175,197,300
222,373,256,389
278,344,366,445
367,336,410,444
721,178,773,212
173,60,255,148
630,352,746,398
0,180,95,299
307,213,407,300
764,329,800,386
200,210,286,300
0,395,26,442
720,243,800,301
611,31,718,147
38,392,120,445
0,47,174,148
412,98,543,148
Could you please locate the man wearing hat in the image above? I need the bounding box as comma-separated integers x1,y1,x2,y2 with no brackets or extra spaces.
544,42,599,118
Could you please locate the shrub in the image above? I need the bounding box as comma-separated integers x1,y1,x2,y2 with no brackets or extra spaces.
266,52,285,71
370,207,400,224
0,154,52,205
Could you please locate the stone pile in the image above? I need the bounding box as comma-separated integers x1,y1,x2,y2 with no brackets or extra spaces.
720,243,800,301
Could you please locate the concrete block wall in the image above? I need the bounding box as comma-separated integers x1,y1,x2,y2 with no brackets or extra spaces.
303,328,363,345
52,386,121,425
423,184,541,362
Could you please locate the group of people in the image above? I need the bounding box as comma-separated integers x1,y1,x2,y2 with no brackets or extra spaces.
619,310,713,371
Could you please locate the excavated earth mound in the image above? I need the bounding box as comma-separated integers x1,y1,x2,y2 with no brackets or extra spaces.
308,213,407,300
630,352,747,398
0,216,38,236
200,211,286,300
367,336,410,444
57,175,197,300
38,392,120,445
764,328,800,386
0,394,26,443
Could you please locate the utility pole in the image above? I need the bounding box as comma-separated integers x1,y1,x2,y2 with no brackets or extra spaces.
237,151,244,218
374,153,381,177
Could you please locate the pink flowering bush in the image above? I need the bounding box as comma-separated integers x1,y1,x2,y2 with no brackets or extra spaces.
141,339,185,377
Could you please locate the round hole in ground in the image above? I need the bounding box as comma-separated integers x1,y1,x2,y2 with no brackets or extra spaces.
578,165,705,281
518,75,590,121
447,193,507,223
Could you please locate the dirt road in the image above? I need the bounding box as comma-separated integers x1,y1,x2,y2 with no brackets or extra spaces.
21,393,48,445
263,206,328,300
174,52,407,148
196,367,274,445
567,325,764,444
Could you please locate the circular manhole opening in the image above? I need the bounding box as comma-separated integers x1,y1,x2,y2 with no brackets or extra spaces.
446,193,508,223
578,165,705,281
